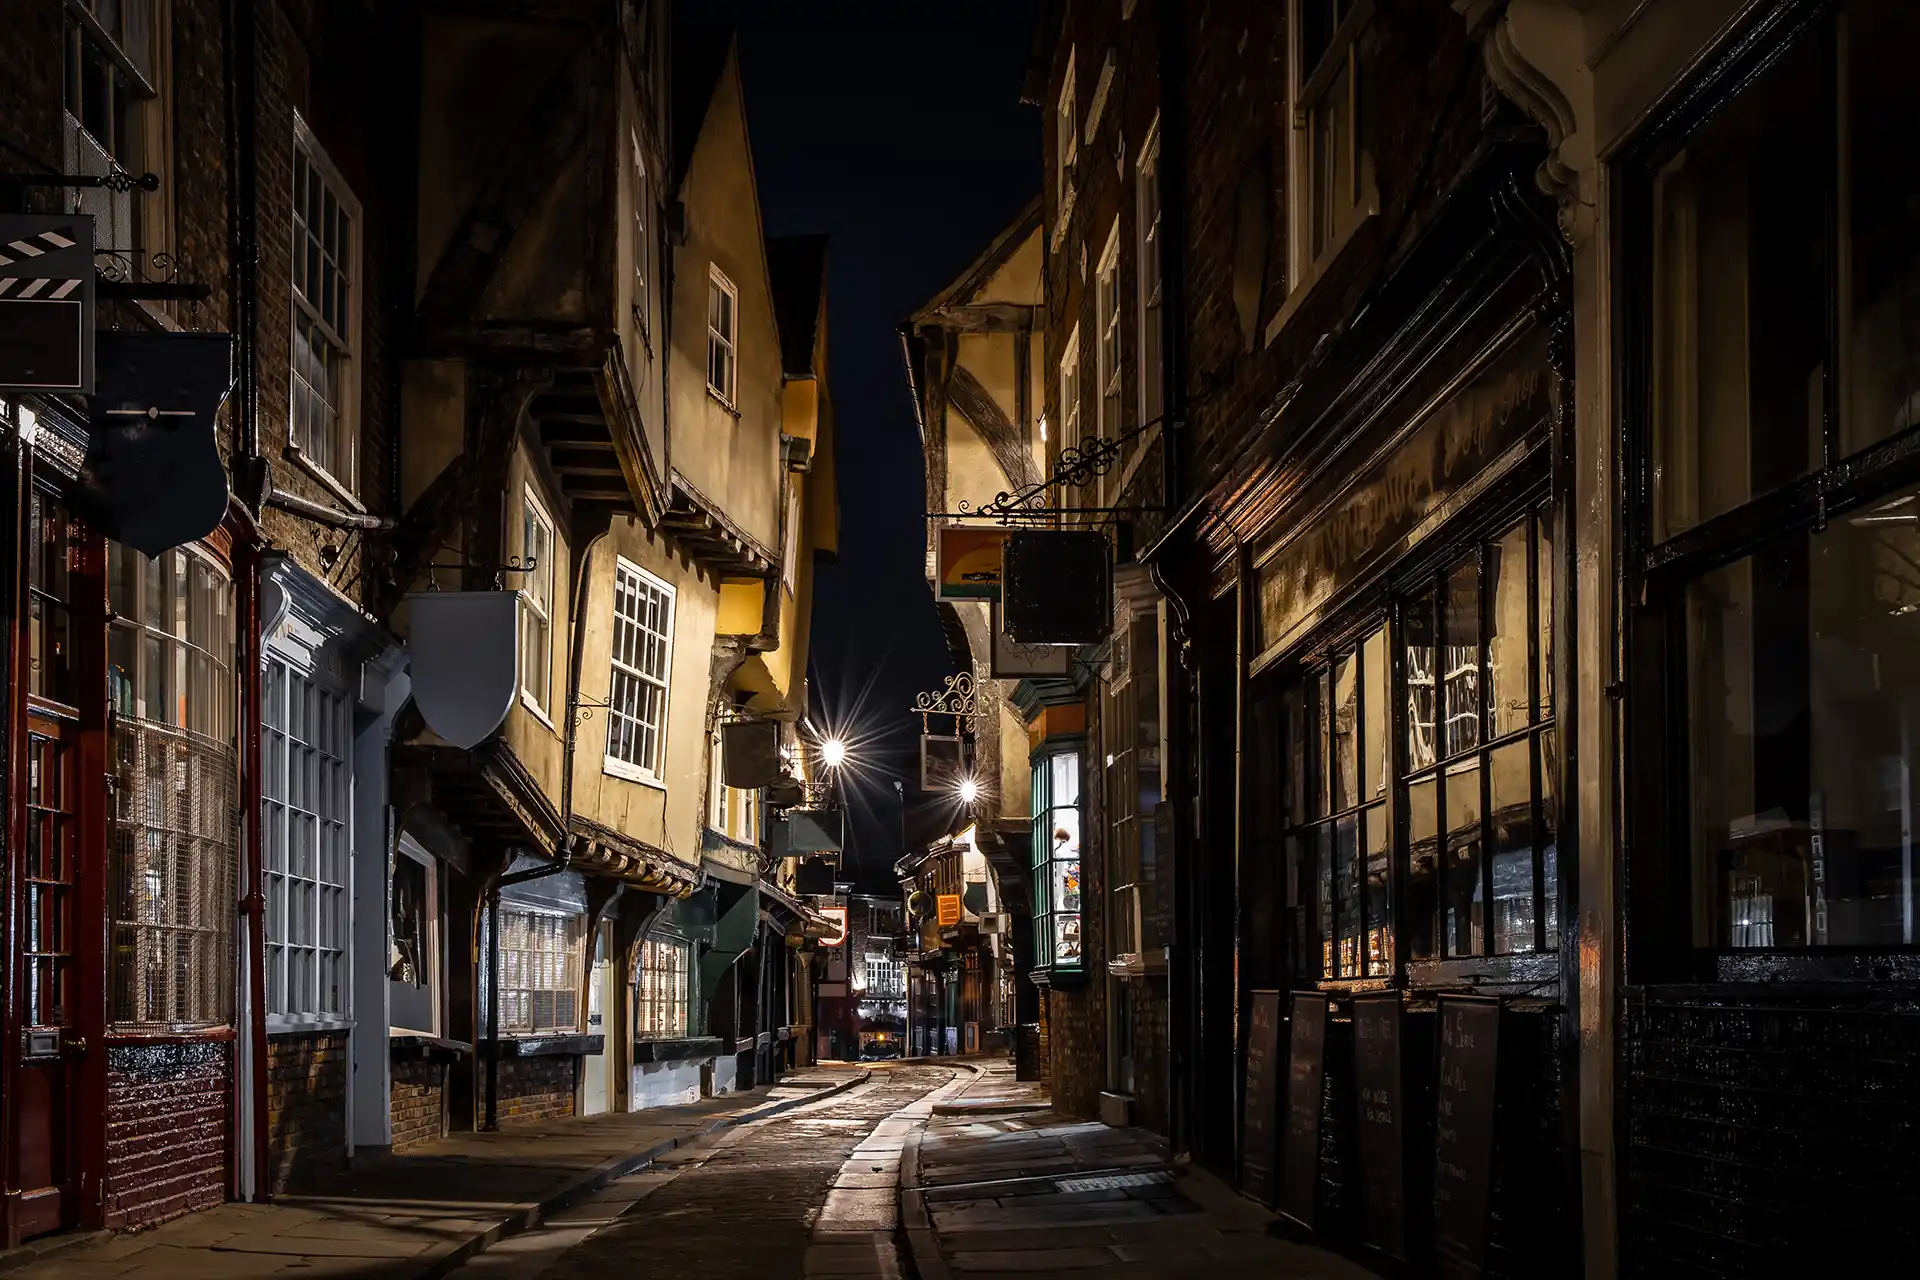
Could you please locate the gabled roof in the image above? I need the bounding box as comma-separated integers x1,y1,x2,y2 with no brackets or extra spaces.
909,194,1043,322
672,23,734,190
766,234,829,379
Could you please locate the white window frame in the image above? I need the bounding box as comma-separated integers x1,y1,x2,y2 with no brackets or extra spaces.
707,264,738,407
63,0,160,256
1282,0,1378,326
519,485,556,721
262,653,353,1031
635,935,692,1039
1096,223,1122,506
1058,325,1082,506
1136,115,1164,431
289,112,362,500
781,483,802,596
603,558,675,785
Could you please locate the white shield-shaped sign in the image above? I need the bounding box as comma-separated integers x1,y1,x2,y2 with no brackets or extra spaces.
407,590,522,749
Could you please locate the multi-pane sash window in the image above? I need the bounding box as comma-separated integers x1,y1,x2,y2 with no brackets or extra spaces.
1638,2,1920,950
1285,507,1557,977
106,543,237,1028
520,487,555,717
708,265,738,405
605,559,674,781
292,121,358,490
1032,749,1084,970
630,130,651,341
1056,50,1078,209
1291,0,1375,270
27,483,78,708
1137,118,1164,429
1097,224,1122,437
635,936,691,1038
263,660,350,1022
64,1,154,252
492,907,582,1035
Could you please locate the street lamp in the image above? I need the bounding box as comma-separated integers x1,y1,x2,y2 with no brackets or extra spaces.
821,737,847,770
958,776,979,804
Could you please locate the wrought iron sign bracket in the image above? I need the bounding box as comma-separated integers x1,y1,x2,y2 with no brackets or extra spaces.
0,169,161,193
911,670,981,734
923,413,1175,525
423,554,538,592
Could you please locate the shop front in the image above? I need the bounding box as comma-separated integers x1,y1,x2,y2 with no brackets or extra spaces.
1170,152,1579,1275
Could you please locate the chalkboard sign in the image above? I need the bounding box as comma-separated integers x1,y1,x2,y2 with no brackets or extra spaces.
1353,993,1407,1261
1434,996,1500,1278
1242,990,1282,1204
1280,992,1329,1229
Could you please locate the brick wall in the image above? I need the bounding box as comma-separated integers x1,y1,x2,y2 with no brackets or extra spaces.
265,1031,346,1192
104,1042,231,1231
496,1055,577,1127
1132,978,1171,1135
391,1057,449,1153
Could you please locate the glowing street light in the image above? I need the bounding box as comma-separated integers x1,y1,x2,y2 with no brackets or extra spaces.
958,777,980,804
821,738,848,770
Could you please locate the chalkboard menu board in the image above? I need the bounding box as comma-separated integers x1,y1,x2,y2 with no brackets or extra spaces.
1434,996,1501,1278
1242,990,1282,1204
1280,992,1329,1229
1353,993,1407,1260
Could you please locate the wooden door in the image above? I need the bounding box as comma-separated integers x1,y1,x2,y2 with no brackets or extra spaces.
15,715,82,1239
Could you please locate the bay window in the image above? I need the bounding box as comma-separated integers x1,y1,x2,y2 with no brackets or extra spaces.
1032,747,1084,974
635,936,691,1039
1634,0,1920,953
262,657,350,1023
490,906,583,1036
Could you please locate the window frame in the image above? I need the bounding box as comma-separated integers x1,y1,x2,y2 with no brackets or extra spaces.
602,557,675,786
1031,741,1086,980
289,111,362,500
634,934,692,1040
519,485,557,722
629,128,652,346
1136,115,1164,432
1621,0,1920,973
260,652,353,1031
1058,324,1082,500
1056,49,1078,216
489,903,584,1037
707,264,738,407
1283,0,1378,306
389,836,440,1037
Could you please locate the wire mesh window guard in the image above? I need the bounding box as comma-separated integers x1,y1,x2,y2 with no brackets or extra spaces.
485,907,583,1036
262,659,350,1022
106,542,236,1029
635,936,690,1038
605,559,674,780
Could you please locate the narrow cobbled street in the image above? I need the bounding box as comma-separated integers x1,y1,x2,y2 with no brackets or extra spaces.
451,1065,955,1280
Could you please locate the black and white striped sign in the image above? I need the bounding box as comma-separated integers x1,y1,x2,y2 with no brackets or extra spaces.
0,215,95,392
0,227,86,299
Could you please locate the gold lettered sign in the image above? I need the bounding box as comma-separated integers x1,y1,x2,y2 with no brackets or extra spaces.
936,894,963,927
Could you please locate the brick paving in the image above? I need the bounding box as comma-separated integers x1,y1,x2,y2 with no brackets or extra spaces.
1,1069,869,1279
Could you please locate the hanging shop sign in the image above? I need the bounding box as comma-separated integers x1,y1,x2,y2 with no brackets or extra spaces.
1002,529,1111,645
75,331,234,556
920,733,966,792
782,809,844,854
0,215,95,392
818,907,849,948
989,602,1073,678
936,894,963,927
935,525,1010,601
406,590,521,749
721,718,782,788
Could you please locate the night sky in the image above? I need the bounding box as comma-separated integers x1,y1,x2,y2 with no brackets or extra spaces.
676,2,1041,889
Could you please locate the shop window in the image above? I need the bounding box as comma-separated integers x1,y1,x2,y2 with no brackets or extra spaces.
26,484,78,708
1285,508,1557,978
604,558,674,782
635,936,691,1038
489,907,582,1035
1032,746,1084,972
262,658,350,1024
106,542,237,1028
1104,605,1163,966
390,842,438,1036
1637,1,1920,952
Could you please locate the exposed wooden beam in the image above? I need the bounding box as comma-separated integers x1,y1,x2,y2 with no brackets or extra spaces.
945,362,1042,491
925,302,1040,333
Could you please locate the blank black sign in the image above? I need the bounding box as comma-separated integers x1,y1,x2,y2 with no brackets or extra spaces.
1280,992,1328,1229
1434,996,1500,1277
1353,993,1407,1260
1242,990,1282,1204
